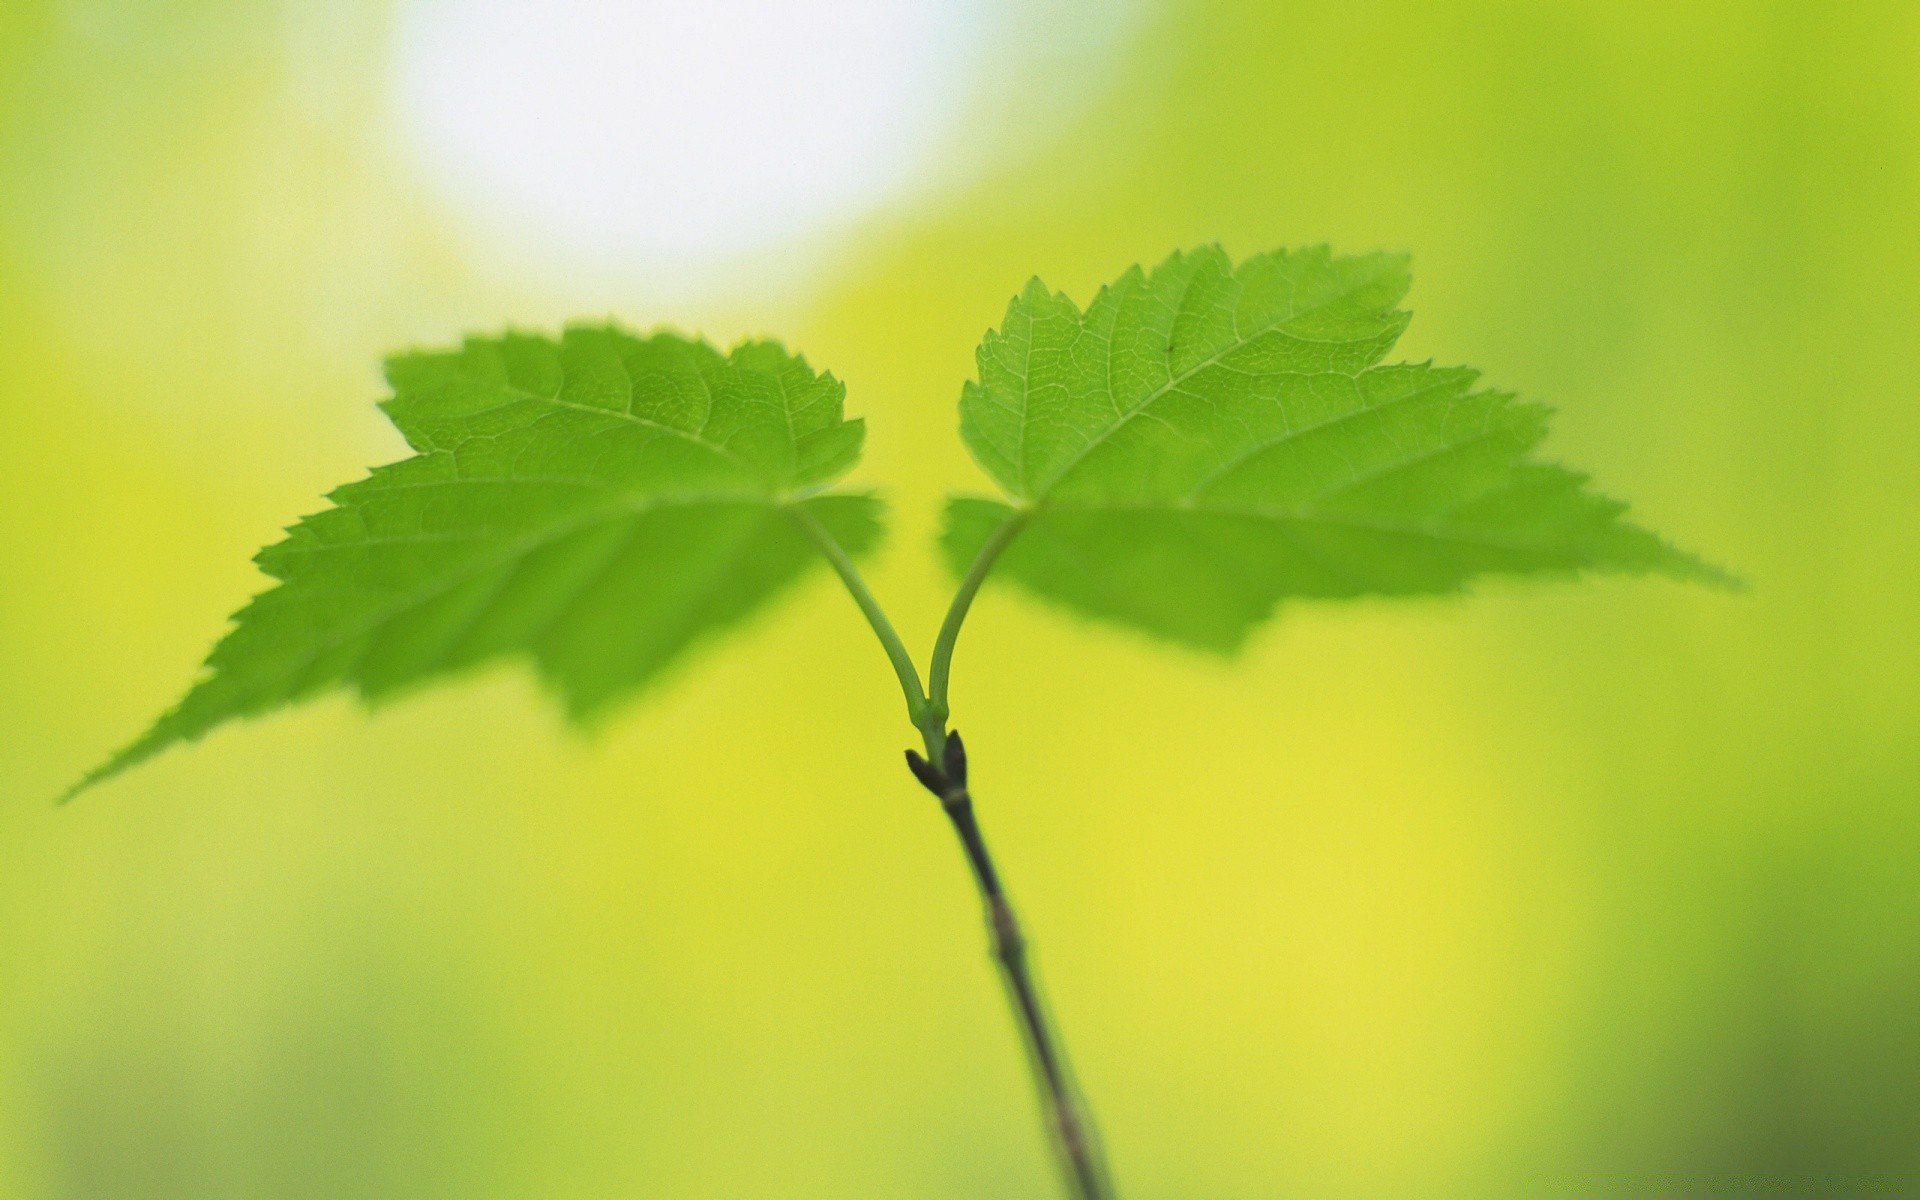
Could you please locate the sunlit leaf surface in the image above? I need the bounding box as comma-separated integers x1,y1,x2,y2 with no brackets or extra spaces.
946,245,1727,649
74,329,879,796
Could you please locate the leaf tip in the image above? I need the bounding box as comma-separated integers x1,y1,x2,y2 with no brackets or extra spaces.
1678,553,1749,593
55,740,147,807
1605,525,1746,594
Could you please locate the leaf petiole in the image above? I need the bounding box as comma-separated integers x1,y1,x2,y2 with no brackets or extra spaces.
927,506,1030,717
790,500,1032,759
785,502,933,738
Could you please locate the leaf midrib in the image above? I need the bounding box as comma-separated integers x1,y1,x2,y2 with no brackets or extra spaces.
1031,498,1592,561
219,494,782,706
1030,260,1403,499
447,375,765,482
1179,371,1475,500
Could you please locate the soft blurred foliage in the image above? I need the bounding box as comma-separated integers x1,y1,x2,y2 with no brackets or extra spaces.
3,1,1917,1196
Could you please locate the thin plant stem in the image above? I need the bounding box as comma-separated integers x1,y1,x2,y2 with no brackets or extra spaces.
908,738,1112,1200
794,503,1110,1199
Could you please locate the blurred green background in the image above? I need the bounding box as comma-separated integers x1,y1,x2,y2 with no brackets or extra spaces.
3,1,1917,1196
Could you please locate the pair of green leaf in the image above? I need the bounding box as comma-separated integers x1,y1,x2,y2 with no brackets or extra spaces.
70,246,1724,798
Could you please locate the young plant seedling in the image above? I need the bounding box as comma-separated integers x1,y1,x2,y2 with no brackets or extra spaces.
69,246,1730,1198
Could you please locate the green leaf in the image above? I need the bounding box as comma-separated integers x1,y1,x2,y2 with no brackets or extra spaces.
71,328,880,799
944,245,1730,650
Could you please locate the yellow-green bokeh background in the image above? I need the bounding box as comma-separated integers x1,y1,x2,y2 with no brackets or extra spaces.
4,2,1918,1195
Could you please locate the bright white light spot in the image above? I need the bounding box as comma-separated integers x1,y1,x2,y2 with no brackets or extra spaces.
392,0,985,268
